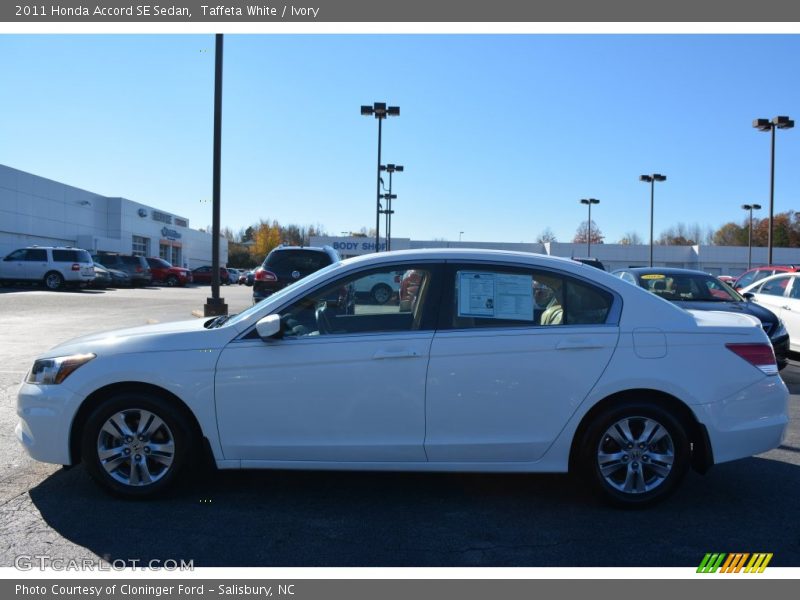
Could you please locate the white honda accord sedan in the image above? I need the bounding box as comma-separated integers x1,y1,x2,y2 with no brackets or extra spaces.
17,249,788,507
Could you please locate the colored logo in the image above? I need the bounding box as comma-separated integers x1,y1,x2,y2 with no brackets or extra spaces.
697,553,773,573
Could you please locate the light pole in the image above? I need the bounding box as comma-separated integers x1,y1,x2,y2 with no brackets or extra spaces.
361,102,400,252
753,116,794,265
459,231,464,242
639,173,667,267
742,203,762,270
204,33,227,317
579,198,600,257
380,163,403,251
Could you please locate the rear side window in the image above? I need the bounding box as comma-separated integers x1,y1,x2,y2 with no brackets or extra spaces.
52,249,91,263
265,251,331,272
449,266,613,329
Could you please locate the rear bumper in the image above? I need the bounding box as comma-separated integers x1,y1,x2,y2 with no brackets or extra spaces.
696,376,788,465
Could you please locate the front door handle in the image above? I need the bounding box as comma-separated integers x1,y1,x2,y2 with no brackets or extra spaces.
372,349,419,360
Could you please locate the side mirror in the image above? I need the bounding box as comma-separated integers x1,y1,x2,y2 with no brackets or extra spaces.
256,314,282,340
742,292,755,300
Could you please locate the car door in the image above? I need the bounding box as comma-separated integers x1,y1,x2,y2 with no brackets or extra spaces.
424,263,620,462
776,275,800,352
214,263,443,463
0,249,29,280
750,274,792,315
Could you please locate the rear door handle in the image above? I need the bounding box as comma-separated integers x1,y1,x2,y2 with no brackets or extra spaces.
556,339,605,350
372,349,419,360
782,305,792,311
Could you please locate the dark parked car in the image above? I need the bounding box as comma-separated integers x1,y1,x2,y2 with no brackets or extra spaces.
191,265,230,285
146,257,192,287
253,246,341,303
613,267,789,370
93,253,152,287
90,263,111,289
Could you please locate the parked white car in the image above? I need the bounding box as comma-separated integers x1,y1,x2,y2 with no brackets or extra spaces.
17,249,788,506
352,271,401,304
0,246,95,290
741,272,800,352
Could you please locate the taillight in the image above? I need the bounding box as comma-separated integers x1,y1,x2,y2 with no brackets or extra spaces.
255,268,277,282
136,266,143,273
71,264,80,271
726,343,778,375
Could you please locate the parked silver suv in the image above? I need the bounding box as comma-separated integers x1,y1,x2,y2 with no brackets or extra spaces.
0,246,95,290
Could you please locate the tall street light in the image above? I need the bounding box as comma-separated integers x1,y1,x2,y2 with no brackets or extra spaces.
640,173,667,267
742,203,762,270
579,198,600,257
380,163,403,251
753,116,794,265
361,102,400,252
204,33,227,317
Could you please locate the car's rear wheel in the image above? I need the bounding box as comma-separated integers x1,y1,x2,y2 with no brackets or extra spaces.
81,392,194,498
43,271,64,291
371,283,392,305
580,402,689,508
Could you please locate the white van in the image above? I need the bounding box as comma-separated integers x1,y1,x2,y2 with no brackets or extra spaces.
0,246,95,290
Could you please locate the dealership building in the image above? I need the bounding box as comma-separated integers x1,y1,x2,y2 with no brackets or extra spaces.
0,164,226,268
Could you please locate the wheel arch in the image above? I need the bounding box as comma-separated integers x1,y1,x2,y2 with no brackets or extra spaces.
568,388,713,475
69,381,206,465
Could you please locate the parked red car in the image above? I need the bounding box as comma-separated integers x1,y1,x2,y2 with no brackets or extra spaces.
733,265,800,291
146,258,193,287
191,265,230,285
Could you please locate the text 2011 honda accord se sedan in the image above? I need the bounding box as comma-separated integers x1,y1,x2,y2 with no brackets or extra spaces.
16,249,788,507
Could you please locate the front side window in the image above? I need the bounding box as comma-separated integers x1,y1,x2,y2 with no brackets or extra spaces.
449,266,613,329
25,249,47,261
759,276,790,297
278,265,435,338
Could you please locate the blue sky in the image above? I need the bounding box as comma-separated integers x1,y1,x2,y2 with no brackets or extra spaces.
2,34,799,244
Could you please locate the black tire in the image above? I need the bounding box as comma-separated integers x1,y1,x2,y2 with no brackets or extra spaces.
370,283,393,305
165,275,179,287
43,271,64,291
81,392,195,498
579,402,690,508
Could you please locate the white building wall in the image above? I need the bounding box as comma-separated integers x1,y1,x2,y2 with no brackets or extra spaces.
0,164,226,268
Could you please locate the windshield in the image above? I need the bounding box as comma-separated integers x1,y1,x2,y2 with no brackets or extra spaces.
637,273,743,303
224,260,345,328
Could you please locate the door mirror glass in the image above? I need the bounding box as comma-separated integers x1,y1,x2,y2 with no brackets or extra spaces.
256,314,282,339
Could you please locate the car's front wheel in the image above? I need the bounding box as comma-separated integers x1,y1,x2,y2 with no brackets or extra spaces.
81,392,194,498
579,402,690,508
165,275,179,287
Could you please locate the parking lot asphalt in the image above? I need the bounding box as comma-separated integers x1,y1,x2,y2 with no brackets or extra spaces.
0,283,799,568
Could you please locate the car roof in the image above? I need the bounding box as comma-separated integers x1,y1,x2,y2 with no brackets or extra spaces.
613,267,715,277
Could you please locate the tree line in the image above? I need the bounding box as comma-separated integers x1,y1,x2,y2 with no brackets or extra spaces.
549,211,800,247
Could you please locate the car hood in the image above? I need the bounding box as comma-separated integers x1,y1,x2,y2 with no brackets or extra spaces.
40,318,222,358
673,300,777,325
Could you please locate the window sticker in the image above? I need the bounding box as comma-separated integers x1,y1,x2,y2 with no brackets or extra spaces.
641,274,666,280
457,271,534,320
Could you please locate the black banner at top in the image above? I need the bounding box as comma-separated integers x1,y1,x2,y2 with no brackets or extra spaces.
3,0,800,23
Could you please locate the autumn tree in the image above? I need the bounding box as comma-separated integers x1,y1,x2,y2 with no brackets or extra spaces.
573,220,604,245
536,227,558,244
618,231,643,245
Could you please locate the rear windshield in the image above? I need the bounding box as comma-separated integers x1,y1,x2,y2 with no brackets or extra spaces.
52,249,92,263
120,256,144,266
265,250,331,272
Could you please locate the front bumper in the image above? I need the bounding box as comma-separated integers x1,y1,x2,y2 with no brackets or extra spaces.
16,381,77,465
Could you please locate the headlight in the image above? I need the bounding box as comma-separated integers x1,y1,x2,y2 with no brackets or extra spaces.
26,353,95,385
